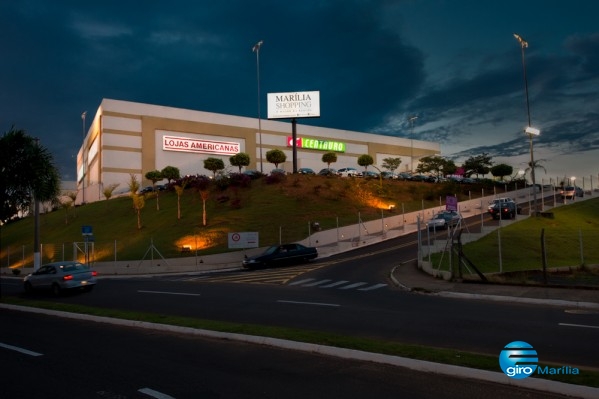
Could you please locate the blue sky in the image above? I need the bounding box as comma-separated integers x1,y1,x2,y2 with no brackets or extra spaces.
2,1,598,186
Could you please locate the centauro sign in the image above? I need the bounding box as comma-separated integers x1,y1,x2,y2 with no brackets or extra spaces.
287,136,346,153
162,135,240,155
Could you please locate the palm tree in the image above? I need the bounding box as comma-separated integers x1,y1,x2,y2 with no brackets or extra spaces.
524,159,547,183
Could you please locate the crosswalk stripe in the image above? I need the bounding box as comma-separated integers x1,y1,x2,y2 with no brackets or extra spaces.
338,282,368,290
358,283,388,291
302,279,332,287
319,280,350,288
288,278,315,286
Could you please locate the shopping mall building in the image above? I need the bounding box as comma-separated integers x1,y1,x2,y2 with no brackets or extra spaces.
76,98,440,203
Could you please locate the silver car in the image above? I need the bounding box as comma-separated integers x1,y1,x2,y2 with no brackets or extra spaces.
426,211,462,230
24,261,97,296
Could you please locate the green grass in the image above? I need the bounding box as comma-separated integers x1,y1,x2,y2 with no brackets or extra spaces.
1,175,497,266
430,198,599,275
3,296,598,388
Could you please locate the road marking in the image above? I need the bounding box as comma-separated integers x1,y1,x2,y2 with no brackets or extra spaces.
287,278,315,286
338,282,368,290
277,300,340,307
138,387,176,399
138,290,201,296
358,283,388,291
302,279,332,287
319,280,350,288
559,322,599,329
0,342,43,357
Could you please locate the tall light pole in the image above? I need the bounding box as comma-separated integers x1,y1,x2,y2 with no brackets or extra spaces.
33,137,41,271
514,33,539,216
252,40,264,173
81,111,87,204
409,115,418,173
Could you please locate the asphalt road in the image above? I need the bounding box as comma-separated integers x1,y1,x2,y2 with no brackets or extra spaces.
0,309,573,399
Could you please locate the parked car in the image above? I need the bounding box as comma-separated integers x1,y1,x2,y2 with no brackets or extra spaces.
362,170,380,179
488,201,520,220
318,168,337,176
560,186,583,199
242,243,318,269
397,172,412,181
243,169,262,179
381,171,398,179
426,211,462,230
297,167,315,175
23,261,97,296
337,167,360,177
139,186,154,194
270,168,287,175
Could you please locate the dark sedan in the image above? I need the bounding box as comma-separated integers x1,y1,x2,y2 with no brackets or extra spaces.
242,243,318,269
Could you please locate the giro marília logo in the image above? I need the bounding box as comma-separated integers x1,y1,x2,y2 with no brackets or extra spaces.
499,341,538,379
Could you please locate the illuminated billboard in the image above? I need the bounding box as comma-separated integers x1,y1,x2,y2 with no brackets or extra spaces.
267,91,320,119
287,136,346,152
162,135,240,155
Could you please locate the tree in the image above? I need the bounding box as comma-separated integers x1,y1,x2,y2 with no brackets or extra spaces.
490,164,514,181
102,183,119,201
204,157,225,178
173,179,188,220
382,157,402,173
357,154,374,170
266,149,287,169
145,170,163,210
463,153,493,177
0,127,60,222
416,155,452,180
321,152,337,169
190,175,212,226
127,174,144,229
229,152,251,172
161,166,180,184
524,159,547,183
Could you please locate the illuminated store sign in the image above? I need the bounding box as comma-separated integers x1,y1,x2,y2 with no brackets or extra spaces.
268,91,320,119
287,136,346,153
163,135,240,155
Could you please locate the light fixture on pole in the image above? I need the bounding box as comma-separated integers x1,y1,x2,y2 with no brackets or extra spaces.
514,33,539,216
81,111,87,204
252,40,264,173
408,115,418,173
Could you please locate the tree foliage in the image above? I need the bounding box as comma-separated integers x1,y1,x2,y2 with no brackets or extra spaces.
382,157,402,172
463,153,493,177
357,154,374,170
321,152,338,168
161,166,180,183
416,155,454,179
490,164,514,181
229,152,251,172
266,149,287,169
0,127,60,222
204,157,225,177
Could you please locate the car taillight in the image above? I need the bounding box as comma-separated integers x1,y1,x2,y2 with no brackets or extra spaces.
63,275,74,281
91,271,98,277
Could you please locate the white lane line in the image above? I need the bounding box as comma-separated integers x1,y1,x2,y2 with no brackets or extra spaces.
0,342,43,357
138,290,201,296
320,280,350,288
559,322,599,329
288,278,315,286
277,300,340,307
138,387,176,399
302,279,332,287
338,282,368,290
358,283,388,291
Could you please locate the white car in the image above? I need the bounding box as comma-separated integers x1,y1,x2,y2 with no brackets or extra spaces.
337,167,360,177
24,261,97,296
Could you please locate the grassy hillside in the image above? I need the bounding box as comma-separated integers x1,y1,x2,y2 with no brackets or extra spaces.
2,174,483,265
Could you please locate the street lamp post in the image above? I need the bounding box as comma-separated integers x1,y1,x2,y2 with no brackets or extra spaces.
81,111,87,204
514,33,539,216
409,115,418,173
252,40,264,173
